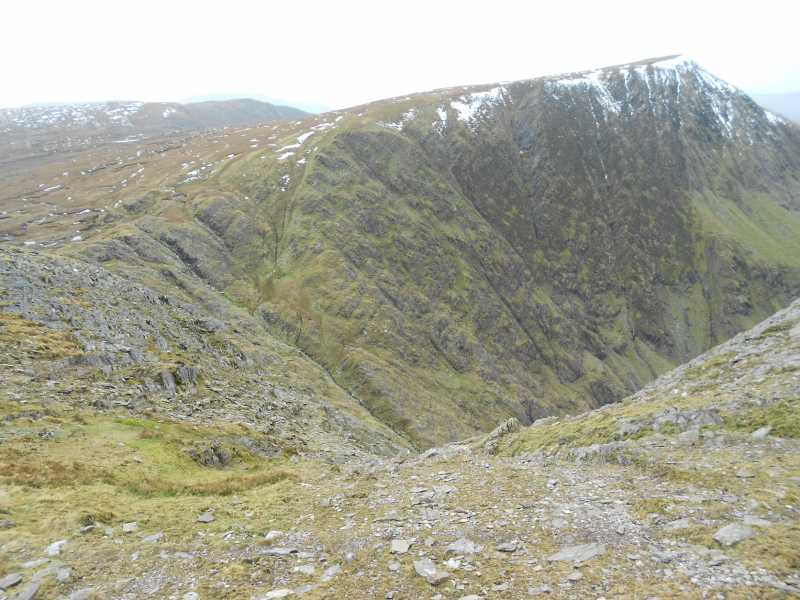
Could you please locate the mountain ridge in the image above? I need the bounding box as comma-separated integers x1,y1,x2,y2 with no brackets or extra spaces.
1,57,799,449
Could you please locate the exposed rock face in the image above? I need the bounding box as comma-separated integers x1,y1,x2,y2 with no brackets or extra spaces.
53,55,795,447
188,442,233,468
482,417,521,454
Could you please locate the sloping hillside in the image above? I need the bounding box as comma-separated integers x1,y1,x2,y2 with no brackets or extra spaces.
1,277,797,599
0,98,307,165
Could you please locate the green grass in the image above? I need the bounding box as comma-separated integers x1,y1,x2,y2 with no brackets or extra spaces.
722,398,800,439
0,408,323,594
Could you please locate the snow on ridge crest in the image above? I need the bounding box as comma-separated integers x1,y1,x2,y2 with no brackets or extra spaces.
764,111,785,126
547,70,621,113
0,101,144,129
450,86,506,122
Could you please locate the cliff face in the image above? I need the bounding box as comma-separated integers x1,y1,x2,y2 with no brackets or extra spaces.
216,56,800,445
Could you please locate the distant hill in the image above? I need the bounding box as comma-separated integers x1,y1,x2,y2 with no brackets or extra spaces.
751,92,800,123
0,98,307,164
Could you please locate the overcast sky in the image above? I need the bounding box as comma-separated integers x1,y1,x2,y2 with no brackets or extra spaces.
3,0,799,111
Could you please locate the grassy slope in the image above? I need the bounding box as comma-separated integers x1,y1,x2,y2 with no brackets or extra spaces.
1,298,798,599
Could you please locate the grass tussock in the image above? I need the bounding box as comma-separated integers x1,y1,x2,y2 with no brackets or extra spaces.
0,454,105,487
121,468,297,497
0,311,82,359
722,398,800,439
733,523,800,575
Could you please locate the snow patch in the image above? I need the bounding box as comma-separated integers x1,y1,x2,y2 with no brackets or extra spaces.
765,110,785,126
650,55,693,70
297,131,315,144
378,108,419,131
548,71,621,113
276,143,300,153
450,87,506,122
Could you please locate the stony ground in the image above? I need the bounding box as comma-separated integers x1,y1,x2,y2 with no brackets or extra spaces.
1,300,799,598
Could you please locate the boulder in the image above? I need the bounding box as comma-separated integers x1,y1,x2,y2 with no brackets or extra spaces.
413,558,450,585
446,538,483,555
713,523,755,547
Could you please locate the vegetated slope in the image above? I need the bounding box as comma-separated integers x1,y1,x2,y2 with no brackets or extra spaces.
2,56,800,448
0,98,307,165
138,54,800,446
0,280,797,599
0,247,408,458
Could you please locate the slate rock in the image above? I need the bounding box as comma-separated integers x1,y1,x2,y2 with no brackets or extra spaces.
664,518,691,531
529,585,553,595
264,530,284,542
496,540,518,553
751,426,772,439
413,558,450,585
45,540,67,556
320,565,341,582
293,564,315,576
188,442,232,468
10,581,40,600
547,542,606,563
446,538,482,555
743,515,772,528
0,573,22,590
390,539,413,554
263,547,298,556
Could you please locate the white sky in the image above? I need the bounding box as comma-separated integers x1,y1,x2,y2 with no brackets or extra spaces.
2,0,799,110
